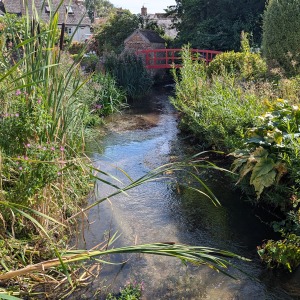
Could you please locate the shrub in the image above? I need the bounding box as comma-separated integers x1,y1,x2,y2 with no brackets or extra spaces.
81,53,99,72
230,99,300,235
230,99,300,199
262,0,300,76
171,46,266,151
207,33,267,80
104,52,153,99
258,233,300,272
207,51,267,80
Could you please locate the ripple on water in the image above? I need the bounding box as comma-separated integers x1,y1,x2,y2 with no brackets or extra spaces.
79,89,299,300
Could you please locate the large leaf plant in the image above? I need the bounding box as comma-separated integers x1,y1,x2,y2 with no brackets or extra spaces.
230,99,300,199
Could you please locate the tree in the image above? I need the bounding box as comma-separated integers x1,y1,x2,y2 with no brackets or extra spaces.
169,0,265,51
93,10,139,54
137,14,165,36
262,0,300,76
85,0,115,22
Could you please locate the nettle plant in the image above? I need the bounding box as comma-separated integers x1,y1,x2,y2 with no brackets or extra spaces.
230,99,300,199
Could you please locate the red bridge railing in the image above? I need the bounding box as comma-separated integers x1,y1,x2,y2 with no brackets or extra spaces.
136,49,222,69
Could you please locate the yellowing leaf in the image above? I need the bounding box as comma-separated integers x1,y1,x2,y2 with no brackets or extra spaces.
236,159,255,184
252,169,276,199
250,157,275,184
252,147,268,159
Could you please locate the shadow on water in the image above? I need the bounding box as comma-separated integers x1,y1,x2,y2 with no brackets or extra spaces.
75,87,300,300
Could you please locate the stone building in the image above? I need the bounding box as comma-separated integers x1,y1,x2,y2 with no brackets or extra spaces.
124,29,165,53
0,0,91,42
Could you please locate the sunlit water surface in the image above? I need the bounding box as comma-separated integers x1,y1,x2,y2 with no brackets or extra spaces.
75,87,300,300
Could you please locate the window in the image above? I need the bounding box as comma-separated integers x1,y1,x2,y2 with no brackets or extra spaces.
64,27,72,34
45,6,50,13
66,5,74,14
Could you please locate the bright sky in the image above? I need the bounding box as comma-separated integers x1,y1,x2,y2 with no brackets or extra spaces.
110,0,176,14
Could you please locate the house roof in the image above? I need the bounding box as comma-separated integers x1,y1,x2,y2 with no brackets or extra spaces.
124,29,165,44
2,0,91,26
139,29,165,43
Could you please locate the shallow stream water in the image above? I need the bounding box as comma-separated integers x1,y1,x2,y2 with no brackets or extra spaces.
77,87,300,300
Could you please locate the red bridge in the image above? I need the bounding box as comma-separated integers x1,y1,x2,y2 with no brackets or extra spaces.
136,49,222,69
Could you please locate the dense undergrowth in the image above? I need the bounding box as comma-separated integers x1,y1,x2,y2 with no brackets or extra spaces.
171,45,300,271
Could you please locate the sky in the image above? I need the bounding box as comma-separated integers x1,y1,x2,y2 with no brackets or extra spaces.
110,0,176,14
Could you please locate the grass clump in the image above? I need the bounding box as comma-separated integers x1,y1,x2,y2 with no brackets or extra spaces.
104,52,153,100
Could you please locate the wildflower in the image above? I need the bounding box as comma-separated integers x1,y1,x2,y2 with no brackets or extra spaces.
26,143,31,148
15,90,21,96
19,167,23,170
37,99,42,104
51,147,55,151
60,146,65,152
15,113,19,117
24,156,29,160
43,147,47,151
57,172,62,175
93,104,102,110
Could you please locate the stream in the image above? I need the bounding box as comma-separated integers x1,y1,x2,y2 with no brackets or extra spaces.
77,87,300,300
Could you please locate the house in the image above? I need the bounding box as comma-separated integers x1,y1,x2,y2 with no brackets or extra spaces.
0,0,91,42
124,29,166,53
140,6,177,39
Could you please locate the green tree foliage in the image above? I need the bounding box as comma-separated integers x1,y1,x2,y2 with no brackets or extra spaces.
137,14,165,36
94,10,139,54
170,0,265,51
262,0,300,76
85,0,115,22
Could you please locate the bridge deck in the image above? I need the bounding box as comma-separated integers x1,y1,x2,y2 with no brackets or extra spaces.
136,49,222,69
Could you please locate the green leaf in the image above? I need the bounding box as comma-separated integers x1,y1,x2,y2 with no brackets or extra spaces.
251,169,276,198
252,147,269,159
250,157,275,184
0,294,22,300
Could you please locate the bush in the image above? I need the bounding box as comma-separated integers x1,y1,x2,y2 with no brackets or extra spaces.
262,0,300,76
104,52,153,99
208,33,267,80
258,233,300,272
230,99,300,232
171,47,266,151
81,53,99,72
207,51,267,80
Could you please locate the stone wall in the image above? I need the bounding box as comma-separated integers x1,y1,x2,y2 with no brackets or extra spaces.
124,33,151,52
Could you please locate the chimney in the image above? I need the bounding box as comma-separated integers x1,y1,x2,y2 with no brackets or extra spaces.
141,6,147,16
